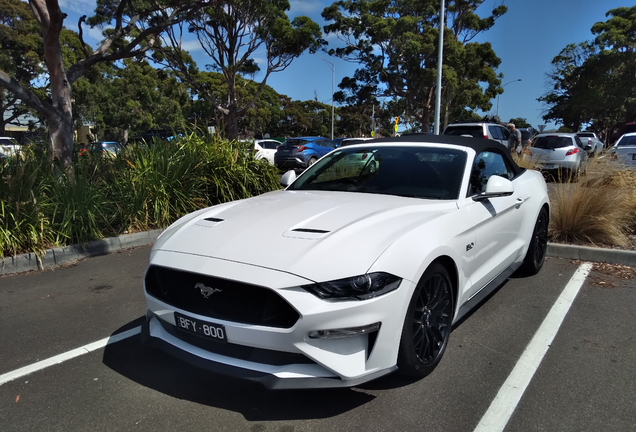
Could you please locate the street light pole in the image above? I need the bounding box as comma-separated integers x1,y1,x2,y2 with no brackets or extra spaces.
314,54,335,140
434,0,445,135
496,78,522,119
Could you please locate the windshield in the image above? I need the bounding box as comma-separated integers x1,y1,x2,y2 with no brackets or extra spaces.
443,126,482,138
287,146,467,200
284,139,310,147
533,136,573,149
617,135,636,147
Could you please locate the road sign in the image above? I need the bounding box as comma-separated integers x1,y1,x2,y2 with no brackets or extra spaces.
538,124,546,133
371,131,375,137
394,124,398,132
394,116,399,124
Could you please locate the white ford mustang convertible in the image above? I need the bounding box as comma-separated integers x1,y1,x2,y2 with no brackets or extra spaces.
141,135,550,389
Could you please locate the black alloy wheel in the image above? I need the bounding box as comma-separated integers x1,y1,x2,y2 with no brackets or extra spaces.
397,263,453,378
520,207,549,275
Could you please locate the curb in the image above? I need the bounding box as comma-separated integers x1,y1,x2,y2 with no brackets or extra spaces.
1,234,634,276
546,243,636,267
0,229,164,276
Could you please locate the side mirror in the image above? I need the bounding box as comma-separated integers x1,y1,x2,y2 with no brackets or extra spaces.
280,170,297,187
473,175,514,201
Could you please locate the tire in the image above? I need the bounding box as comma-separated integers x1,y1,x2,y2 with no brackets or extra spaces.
519,207,549,276
307,157,318,167
397,263,454,378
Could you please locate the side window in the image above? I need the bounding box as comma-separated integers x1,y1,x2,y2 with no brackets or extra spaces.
488,126,502,140
469,151,515,195
264,141,277,150
574,136,584,148
500,127,511,140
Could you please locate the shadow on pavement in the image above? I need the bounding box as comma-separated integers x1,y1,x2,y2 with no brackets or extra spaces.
102,323,375,421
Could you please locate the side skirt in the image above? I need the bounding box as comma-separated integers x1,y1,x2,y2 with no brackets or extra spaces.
454,261,522,325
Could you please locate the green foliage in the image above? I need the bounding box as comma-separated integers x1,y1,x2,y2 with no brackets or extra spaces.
0,133,281,257
509,118,531,128
322,0,506,132
539,6,636,139
0,0,44,132
155,0,322,139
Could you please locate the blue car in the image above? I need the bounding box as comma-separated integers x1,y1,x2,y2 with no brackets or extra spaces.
274,136,336,170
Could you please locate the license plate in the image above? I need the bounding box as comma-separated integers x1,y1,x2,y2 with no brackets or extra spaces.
174,312,227,342
541,164,558,170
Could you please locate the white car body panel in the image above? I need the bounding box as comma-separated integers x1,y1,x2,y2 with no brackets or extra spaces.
142,139,549,389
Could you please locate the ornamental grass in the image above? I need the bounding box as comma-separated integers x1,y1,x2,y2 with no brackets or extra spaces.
548,156,636,246
0,132,280,258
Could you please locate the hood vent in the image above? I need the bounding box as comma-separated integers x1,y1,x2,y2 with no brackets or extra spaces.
195,216,225,228
291,228,330,234
204,217,224,223
283,227,331,240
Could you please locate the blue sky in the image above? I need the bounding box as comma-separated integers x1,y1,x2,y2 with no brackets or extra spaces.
61,0,628,132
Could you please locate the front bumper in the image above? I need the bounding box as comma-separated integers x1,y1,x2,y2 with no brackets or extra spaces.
141,251,413,389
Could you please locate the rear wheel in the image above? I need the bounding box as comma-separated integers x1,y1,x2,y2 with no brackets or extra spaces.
397,263,453,378
520,207,549,275
307,156,318,167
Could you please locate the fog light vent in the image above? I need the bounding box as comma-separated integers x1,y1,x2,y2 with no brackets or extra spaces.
308,322,381,339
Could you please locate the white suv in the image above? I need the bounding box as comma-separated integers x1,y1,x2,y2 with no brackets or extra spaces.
442,122,511,148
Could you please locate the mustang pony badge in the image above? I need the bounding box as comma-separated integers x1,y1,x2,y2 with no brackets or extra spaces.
195,282,222,299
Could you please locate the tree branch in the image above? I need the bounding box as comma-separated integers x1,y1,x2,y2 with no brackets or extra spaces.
0,69,59,121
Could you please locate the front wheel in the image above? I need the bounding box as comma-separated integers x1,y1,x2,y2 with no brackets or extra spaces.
519,207,549,275
397,263,454,378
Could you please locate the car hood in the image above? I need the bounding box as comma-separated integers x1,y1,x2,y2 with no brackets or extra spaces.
154,190,457,282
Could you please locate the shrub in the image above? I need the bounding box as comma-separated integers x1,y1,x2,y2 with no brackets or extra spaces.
548,157,636,246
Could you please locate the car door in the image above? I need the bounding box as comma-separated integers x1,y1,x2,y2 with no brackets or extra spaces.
459,150,526,299
316,139,335,157
260,140,278,164
488,125,502,145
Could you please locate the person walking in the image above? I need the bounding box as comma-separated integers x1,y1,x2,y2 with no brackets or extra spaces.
508,123,522,153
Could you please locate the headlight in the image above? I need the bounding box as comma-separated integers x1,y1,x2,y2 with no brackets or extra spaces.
302,272,402,300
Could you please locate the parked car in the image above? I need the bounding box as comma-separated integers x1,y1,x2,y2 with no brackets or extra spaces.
607,132,636,169
141,134,550,389
518,127,534,148
251,139,281,165
274,136,337,170
529,133,590,180
0,136,22,159
83,141,122,157
443,122,511,148
576,132,604,156
338,137,374,147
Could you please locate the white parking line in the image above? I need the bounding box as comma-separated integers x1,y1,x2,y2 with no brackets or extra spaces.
0,326,141,387
474,262,593,432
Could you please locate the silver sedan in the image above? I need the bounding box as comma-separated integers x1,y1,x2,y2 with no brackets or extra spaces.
608,133,636,169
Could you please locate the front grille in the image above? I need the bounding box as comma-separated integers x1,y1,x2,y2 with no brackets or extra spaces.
157,318,313,366
145,265,300,328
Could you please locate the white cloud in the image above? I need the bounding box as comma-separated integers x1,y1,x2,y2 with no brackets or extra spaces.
288,0,322,16
59,0,96,14
180,39,203,52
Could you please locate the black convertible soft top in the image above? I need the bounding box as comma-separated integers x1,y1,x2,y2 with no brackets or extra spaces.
368,134,523,177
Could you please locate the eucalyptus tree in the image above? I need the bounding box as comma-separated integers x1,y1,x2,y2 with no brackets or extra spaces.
155,0,322,140
322,0,506,132
0,0,211,169
540,6,636,136
0,0,43,134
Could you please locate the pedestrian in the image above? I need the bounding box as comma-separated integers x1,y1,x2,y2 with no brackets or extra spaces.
508,123,522,153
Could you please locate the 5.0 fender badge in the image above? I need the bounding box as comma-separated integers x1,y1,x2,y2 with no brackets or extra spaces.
195,282,222,299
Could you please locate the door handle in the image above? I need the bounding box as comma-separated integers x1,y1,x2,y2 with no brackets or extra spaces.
515,198,524,209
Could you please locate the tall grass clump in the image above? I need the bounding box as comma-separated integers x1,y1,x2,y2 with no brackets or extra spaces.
1,130,281,257
549,157,636,246
108,132,280,232
0,148,54,258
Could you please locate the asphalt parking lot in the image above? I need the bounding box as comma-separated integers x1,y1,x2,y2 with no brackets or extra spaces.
1,246,634,431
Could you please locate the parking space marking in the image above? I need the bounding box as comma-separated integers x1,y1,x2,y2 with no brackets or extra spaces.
0,326,141,387
474,262,593,432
